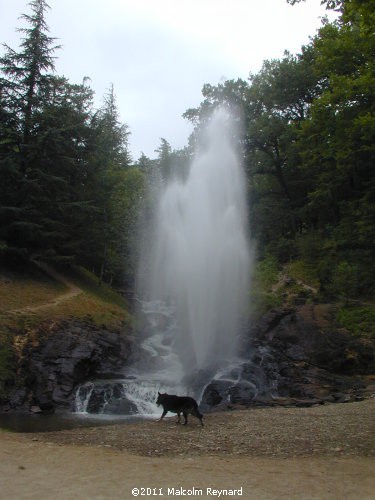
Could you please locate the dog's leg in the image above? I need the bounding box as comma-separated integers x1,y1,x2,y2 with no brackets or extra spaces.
195,410,204,426
159,409,167,421
177,412,181,424
183,412,188,425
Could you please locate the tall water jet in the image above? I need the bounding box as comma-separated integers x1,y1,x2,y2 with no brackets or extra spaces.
74,108,251,416
144,107,250,377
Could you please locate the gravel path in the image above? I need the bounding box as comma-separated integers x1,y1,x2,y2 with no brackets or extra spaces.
31,399,375,458
2,400,374,500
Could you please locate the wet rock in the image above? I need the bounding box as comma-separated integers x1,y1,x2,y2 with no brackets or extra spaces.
102,397,138,415
286,345,306,361
30,405,42,414
332,393,351,403
200,380,233,409
294,399,324,408
84,382,138,414
229,381,257,405
2,319,134,412
203,305,375,411
4,302,375,414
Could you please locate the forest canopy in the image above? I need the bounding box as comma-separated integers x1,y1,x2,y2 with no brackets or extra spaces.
184,0,375,299
1,0,374,300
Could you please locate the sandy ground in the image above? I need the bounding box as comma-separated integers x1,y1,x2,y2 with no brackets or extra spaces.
1,400,375,500
1,433,375,500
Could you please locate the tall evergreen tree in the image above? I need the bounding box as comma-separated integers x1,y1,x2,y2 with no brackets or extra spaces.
81,85,135,283
1,0,60,143
155,138,172,181
0,0,61,257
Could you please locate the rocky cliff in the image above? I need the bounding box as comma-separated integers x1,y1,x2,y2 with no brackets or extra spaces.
201,304,375,410
2,304,374,414
1,319,135,413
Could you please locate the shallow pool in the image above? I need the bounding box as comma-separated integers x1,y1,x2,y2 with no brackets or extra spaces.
0,412,145,433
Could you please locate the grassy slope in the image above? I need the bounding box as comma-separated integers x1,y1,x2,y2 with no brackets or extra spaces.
0,263,132,330
250,256,375,339
0,262,134,397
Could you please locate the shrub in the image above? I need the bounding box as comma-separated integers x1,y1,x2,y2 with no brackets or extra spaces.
331,261,361,300
249,256,283,317
337,306,375,338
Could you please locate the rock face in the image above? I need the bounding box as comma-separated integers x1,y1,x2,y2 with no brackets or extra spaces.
76,381,138,414
2,304,374,415
2,319,134,413
200,305,375,411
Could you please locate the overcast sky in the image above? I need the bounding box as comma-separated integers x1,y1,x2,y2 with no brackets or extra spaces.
1,0,333,160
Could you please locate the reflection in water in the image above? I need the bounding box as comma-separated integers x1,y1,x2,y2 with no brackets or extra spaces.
0,412,143,433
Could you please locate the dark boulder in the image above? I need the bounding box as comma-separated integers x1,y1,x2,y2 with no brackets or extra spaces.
2,319,134,413
200,380,233,410
203,305,375,410
83,382,138,414
228,380,257,405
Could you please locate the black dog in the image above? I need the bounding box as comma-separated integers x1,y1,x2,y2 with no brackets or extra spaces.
156,392,204,426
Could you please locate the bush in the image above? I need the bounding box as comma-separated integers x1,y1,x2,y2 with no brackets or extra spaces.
265,237,297,263
295,231,325,262
286,260,320,290
337,305,375,338
249,256,283,317
331,261,360,300
0,331,15,401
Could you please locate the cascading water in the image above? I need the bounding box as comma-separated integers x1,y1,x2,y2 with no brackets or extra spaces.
147,107,250,373
75,107,251,416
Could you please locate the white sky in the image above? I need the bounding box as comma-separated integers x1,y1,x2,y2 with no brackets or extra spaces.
1,0,333,160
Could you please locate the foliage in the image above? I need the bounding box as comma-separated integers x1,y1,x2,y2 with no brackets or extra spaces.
185,0,375,303
249,256,283,317
0,259,133,399
0,1,142,288
285,260,320,290
253,255,280,289
0,262,132,336
337,305,375,339
0,330,14,400
1,0,375,309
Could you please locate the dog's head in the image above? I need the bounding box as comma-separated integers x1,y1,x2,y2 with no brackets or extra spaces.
156,391,167,406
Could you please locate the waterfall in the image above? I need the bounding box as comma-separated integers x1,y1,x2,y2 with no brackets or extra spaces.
147,107,250,373
75,107,251,416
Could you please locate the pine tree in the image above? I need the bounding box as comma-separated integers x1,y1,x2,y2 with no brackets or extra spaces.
155,138,172,181
80,84,134,282
1,0,60,143
1,1,60,257
0,0,89,261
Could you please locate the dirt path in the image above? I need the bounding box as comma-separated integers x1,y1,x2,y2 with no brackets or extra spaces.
1,432,375,500
1,401,375,499
272,271,318,295
10,261,83,314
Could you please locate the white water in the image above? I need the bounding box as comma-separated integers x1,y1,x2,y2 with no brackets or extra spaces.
148,108,250,372
75,300,188,417
75,108,251,416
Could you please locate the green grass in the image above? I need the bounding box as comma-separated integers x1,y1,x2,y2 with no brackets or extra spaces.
0,265,67,312
285,260,320,290
249,256,324,317
336,304,375,339
249,256,283,317
65,265,127,309
0,261,134,331
253,255,280,290
0,261,135,399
